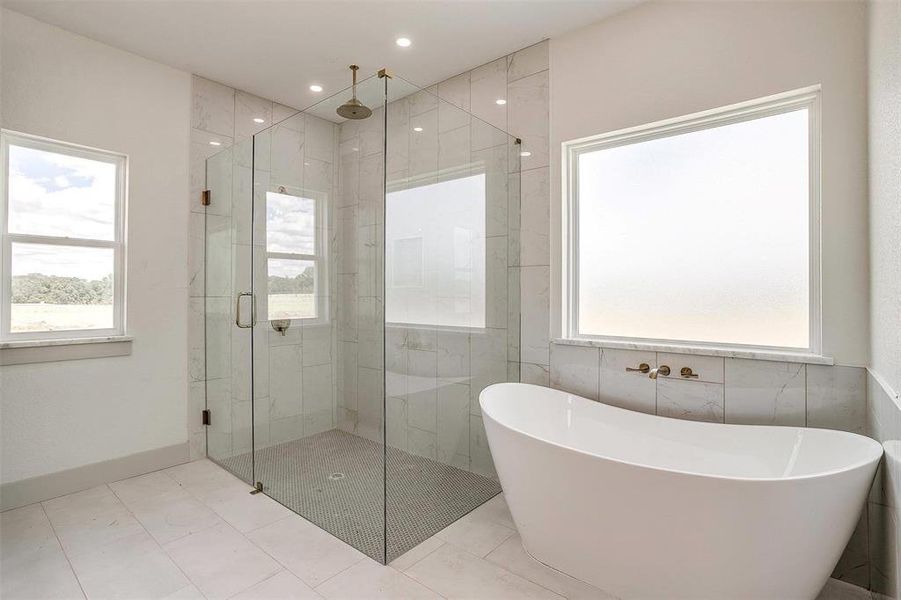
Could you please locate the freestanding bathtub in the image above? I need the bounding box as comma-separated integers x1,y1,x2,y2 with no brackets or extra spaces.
480,382,883,600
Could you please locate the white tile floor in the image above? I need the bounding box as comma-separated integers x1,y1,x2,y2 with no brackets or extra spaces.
0,458,881,600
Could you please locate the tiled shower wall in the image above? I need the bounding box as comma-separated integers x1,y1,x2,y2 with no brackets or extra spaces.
332,46,541,478
187,75,339,465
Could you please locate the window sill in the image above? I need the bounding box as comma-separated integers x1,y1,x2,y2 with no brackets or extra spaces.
552,338,834,365
0,336,133,366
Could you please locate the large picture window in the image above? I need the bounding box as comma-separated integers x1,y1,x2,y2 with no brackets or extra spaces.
386,172,486,329
563,87,821,354
1,131,127,341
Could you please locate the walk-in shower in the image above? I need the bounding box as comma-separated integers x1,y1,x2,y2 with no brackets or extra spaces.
202,69,521,563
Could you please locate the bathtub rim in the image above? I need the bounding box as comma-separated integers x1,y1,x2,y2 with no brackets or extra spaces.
480,382,883,484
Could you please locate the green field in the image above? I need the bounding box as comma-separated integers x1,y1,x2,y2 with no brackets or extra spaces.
267,293,316,320
11,303,113,332
11,294,316,332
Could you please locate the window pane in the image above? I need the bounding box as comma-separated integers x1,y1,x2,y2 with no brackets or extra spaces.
386,173,486,328
11,243,114,332
268,258,316,320
8,144,117,240
393,237,423,287
266,191,315,254
577,108,809,348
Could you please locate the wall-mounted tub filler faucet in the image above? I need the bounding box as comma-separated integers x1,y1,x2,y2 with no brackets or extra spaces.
648,365,671,379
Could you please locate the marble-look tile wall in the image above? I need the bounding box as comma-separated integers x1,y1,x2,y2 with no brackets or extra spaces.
332,45,540,478
189,76,339,468
866,374,901,598
547,341,875,588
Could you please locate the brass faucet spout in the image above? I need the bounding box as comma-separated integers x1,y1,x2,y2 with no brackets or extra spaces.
648,365,671,379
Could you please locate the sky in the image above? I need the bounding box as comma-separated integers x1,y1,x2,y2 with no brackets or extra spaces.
577,108,810,348
9,144,116,280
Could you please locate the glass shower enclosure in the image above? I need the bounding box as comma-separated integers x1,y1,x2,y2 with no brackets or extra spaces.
203,70,521,563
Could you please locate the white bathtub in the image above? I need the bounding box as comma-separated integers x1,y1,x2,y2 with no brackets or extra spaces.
480,382,882,600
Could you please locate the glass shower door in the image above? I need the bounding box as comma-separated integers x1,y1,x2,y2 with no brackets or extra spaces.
248,75,389,562
204,138,256,485
382,76,521,562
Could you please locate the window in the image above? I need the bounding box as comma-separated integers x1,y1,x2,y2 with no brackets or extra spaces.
386,172,486,329
1,131,126,341
564,87,820,354
265,189,323,321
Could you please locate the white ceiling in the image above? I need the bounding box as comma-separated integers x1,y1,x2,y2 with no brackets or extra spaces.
4,0,638,112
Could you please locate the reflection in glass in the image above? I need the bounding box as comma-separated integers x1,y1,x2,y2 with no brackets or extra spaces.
10,242,114,332
386,173,486,328
267,258,316,320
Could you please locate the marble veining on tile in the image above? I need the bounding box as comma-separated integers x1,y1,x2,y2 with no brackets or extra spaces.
724,358,806,426
657,378,725,423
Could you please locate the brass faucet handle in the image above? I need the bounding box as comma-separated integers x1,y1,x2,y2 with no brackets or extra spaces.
626,363,650,374
658,365,671,377
680,367,699,378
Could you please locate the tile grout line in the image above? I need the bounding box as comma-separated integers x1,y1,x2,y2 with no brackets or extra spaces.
407,537,565,600
106,482,207,598
38,502,89,600
311,555,371,592
220,560,288,600
221,568,289,600
391,539,447,573
155,467,288,597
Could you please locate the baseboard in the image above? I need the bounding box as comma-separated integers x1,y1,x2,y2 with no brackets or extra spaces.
0,442,190,511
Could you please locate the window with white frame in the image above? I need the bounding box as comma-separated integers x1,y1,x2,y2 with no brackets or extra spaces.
265,189,324,321
1,131,126,341
564,87,821,354
385,171,487,329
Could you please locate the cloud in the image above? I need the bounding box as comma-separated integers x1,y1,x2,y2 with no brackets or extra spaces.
8,144,116,241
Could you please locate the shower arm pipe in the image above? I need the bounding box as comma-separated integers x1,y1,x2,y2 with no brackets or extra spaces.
350,64,360,101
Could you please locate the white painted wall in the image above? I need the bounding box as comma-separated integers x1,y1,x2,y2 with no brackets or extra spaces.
868,0,901,398
0,9,191,483
549,1,869,366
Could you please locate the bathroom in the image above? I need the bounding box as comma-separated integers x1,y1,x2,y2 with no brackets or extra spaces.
0,1,898,598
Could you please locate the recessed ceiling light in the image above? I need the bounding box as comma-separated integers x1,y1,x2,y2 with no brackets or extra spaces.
253,117,265,124
520,150,531,157
495,98,507,105
413,126,423,132
209,140,222,146
396,37,412,47
309,84,323,93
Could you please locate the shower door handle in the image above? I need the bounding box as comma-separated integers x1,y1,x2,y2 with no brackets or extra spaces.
235,292,257,328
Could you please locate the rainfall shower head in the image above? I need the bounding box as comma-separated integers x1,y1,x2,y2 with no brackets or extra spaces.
336,65,372,120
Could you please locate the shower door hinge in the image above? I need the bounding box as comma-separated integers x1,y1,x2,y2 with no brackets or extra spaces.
201,409,211,426
250,481,263,495
201,189,211,206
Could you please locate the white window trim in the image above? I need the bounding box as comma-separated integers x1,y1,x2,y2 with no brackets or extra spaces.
264,185,328,326
561,86,823,358
0,130,128,343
